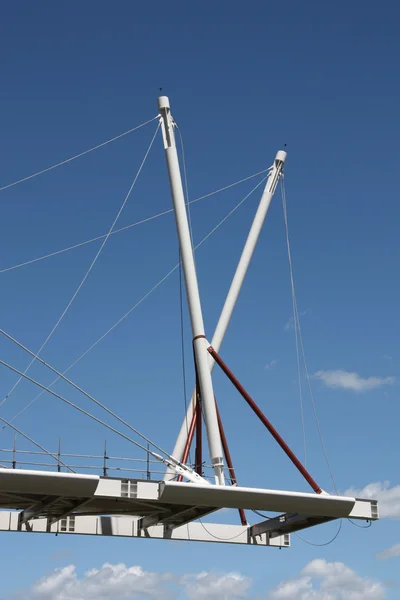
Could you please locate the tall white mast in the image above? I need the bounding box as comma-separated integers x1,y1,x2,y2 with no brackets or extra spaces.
166,150,286,475
158,96,225,485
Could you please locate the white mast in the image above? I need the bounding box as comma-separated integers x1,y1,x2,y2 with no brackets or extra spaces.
166,150,286,475
158,96,225,485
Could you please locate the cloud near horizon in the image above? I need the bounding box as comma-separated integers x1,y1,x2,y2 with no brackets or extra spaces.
344,481,400,518
264,359,278,371
377,543,400,559
13,559,386,600
313,369,395,392
19,563,251,600
269,558,384,599
283,310,306,332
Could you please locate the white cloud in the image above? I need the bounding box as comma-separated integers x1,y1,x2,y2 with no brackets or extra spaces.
28,563,176,600
20,563,251,600
184,571,251,599
15,560,388,600
344,481,400,518
284,316,295,331
284,311,306,332
264,359,278,371
312,369,395,392
377,543,400,559
268,558,385,599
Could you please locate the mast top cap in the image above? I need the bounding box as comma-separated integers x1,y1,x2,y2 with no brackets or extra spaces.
158,96,170,111
275,150,287,163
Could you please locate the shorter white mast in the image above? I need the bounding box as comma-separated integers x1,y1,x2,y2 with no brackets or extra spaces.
158,96,225,485
166,150,286,476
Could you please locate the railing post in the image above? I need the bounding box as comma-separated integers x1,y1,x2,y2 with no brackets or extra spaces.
12,433,16,469
57,437,61,472
103,440,108,477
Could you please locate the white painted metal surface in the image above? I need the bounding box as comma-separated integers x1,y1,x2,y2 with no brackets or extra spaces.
0,511,289,547
160,481,365,518
158,96,225,485
0,465,377,546
167,150,287,475
0,468,99,496
0,468,377,519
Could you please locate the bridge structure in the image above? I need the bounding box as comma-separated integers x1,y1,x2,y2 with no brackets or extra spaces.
0,96,378,549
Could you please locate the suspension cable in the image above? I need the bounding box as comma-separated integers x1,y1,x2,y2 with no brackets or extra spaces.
0,116,159,193
0,123,160,410
0,328,172,459
0,168,270,275
178,251,191,461
251,510,342,547
280,178,338,493
0,415,75,473
176,122,194,464
280,176,306,466
294,520,342,546
0,357,170,461
2,175,267,428
176,123,195,250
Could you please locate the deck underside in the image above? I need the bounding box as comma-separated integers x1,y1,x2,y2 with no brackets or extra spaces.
0,469,378,547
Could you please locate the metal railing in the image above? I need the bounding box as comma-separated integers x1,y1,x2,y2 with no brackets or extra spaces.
0,436,227,481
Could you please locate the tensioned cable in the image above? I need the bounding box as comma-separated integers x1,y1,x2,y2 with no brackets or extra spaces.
294,299,338,494
176,123,195,251
0,168,270,275
177,124,209,444
0,357,172,462
0,327,172,459
0,123,160,410
280,175,307,467
293,305,306,464
0,415,75,473
278,178,347,547
294,520,342,546
0,116,159,193
178,244,192,535
2,175,268,429
176,123,209,481
280,178,338,494
178,252,191,457
347,518,372,529
198,519,247,541
251,508,342,547
142,518,246,541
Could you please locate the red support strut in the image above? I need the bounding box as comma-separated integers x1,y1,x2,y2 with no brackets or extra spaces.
177,410,197,483
208,346,323,494
215,401,247,526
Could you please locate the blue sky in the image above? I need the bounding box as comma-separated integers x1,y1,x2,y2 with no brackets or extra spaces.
0,1,399,598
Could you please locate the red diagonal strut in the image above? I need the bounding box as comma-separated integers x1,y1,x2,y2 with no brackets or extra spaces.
177,409,197,483
215,400,247,525
207,345,322,494
176,367,247,524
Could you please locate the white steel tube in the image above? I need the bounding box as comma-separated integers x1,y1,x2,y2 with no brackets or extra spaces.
165,150,286,478
158,96,225,485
